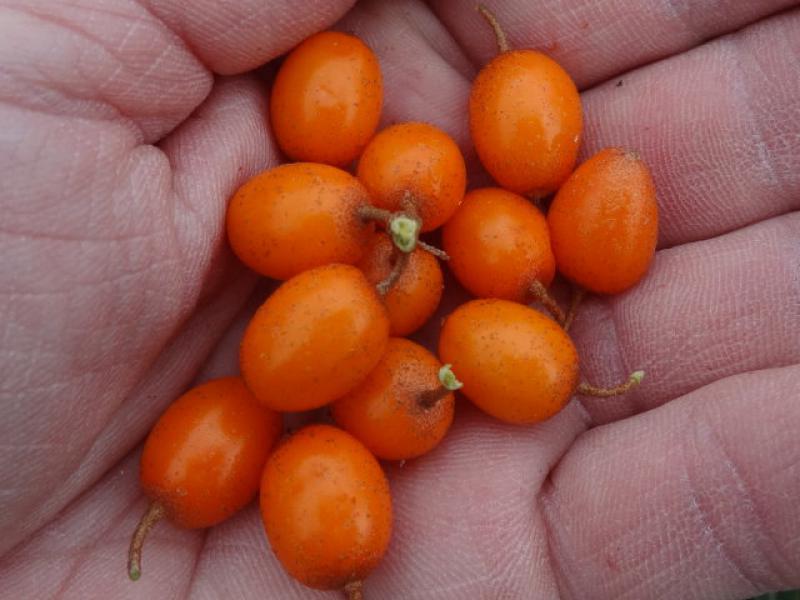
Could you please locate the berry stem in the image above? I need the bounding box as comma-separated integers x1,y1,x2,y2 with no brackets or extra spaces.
477,4,510,54
128,501,165,581
376,249,409,296
417,239,450,260
418,364,463,408
577,370,645,398
344,580,364,600
563,287,586,332
358,204,422,253
529,280,566,325
357,203,449,260
357,204,394,224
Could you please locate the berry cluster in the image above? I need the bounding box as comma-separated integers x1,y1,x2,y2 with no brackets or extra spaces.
127,6,658,599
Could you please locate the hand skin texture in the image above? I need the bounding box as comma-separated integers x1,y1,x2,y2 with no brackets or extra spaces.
1,0,799,598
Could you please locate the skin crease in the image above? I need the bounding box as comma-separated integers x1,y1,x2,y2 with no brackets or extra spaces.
331,337,455,460
357,231,444,336
548,148,659,295
270,31,383,167
1,1,800,599
443,187,556,302
226,163,373,280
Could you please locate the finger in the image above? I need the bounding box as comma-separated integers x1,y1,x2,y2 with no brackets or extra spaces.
144,0,356,75
570,211,800,425
0,0,352,142
0,76,270,556
541,365,800,599
430,0,799,88
580,10,800,247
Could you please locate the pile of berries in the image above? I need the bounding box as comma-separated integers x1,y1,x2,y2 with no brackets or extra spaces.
127,6,658,599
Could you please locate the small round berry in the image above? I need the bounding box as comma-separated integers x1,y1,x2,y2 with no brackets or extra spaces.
358,231,443,336
332,338,456,460
443,187,555,302
357,122,466,231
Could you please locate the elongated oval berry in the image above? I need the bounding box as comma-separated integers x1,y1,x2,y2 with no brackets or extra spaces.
469,6,582,198
240,264,390,412
439,299,579,424
260,424,392,594
443,187,555,302
470,50,582,197
270,31,383,167
226,163,372,280
548,148,658,294
129,377,282,580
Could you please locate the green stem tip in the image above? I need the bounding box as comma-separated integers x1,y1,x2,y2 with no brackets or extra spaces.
389,215,421,253
439,364,463,391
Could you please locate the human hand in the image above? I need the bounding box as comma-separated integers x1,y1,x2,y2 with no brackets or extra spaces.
1,1,798,598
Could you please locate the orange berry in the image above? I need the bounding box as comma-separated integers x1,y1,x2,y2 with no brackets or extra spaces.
439,299,579,424
470,8,581,197
332,338,456,460
357,231,443,336
548,148,658,294
442,187,555,302
357,122,466,231
226,163,372,280
240,264,390,412
270,31,382,167
260,424,392,593
129,377,282,580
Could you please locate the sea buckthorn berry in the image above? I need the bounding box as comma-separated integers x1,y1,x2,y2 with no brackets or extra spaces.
439,299,579,424
240,264,390,412
270,31,382,167
260,424,392,597
357,122,467,231
128,377,282,580
470,6,582,197
442,187,555,303
332,337,457,460
358,231,444,336
547,147,658,294
226,163,373,280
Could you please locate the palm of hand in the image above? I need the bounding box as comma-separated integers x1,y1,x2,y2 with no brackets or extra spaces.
1,1,799,598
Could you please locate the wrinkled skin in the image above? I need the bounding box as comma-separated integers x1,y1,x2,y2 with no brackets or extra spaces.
1,1,799,598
